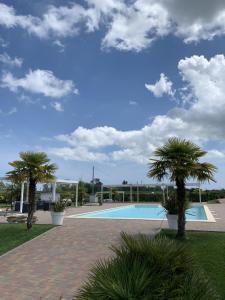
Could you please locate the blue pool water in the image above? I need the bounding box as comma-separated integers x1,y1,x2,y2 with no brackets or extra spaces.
76,205,208,221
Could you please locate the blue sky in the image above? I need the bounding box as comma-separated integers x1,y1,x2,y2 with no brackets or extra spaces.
1,0,225,188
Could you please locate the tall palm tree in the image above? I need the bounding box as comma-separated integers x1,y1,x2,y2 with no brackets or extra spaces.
7,152,57,230
148,138,216,239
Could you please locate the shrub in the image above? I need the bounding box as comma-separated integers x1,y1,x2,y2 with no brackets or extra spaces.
162,197,189,215
52,200,67,212
75,233,218,300
162,197,179,214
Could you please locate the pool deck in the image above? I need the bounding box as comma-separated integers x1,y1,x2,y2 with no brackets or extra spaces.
0,202,225,299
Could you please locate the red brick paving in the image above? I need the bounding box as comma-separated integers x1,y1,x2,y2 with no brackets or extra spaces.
0,203,224,300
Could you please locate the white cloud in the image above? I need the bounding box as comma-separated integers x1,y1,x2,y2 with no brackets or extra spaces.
50,54,225,163
206,150,225,159
7,107,17,115
0,52,23,67
103,0,225,50
0,3,18,28
0,37,8,48
178,54,225,114
53,40,65,52
1,69,77,98
50,146,109,162
102,0,171,52
73,87,79,95
0,3,86,39
129,100,138,105
163,0,225,43
0,107,17,116
51,102,64,112
145,73,175,97
18,93,33,104
2,1,225,52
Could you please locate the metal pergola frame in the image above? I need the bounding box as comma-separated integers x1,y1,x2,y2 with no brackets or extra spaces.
97,191,125,202
101,182,201,203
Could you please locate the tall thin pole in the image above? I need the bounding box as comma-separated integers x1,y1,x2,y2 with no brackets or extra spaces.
91,166,95,195
162,186,165,204
137,182,139,202
52,182,56,202
26,182,29,202
101,184,103,203
130,185,133,202
199,183,202,203
75,182,78,207
20,182,24,213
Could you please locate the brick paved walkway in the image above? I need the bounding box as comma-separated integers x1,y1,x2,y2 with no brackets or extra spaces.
0,203,224,300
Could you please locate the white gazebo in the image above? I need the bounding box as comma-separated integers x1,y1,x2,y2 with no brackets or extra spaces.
20,179,79,213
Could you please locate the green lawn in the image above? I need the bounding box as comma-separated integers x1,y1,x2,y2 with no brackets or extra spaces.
0,203,11,208
0,224,54,255
160,230,225,299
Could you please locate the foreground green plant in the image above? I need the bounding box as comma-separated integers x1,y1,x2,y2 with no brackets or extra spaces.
75,233,218,300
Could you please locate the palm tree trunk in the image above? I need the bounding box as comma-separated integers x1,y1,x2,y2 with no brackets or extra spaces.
176,179,186,239
27,178,36,230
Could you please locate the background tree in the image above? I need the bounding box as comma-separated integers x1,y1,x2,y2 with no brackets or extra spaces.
78,181,89,205
7,152,57,230
148,137,216,239
90,178,102,194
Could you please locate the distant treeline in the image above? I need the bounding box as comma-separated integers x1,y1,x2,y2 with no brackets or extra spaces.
0,180,225,204
100,189,225,202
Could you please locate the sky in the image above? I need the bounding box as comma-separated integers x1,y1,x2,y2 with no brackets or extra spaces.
1,0,225,188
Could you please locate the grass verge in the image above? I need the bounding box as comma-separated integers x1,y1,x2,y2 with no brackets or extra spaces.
0,224,54,256
160,230,225,299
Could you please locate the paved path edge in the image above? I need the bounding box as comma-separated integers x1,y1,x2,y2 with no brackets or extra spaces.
0,225,58,260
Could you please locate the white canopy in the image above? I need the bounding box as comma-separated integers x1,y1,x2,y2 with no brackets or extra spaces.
56,179,78,184
20,178,79,213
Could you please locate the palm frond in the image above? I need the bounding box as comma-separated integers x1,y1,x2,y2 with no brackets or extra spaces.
76,233,218,300
7,152,57,183
148,137,217,184
189,162,217,183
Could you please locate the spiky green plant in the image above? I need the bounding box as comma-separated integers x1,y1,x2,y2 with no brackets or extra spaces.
75,233,218,300
7,152,57,230
148,137,217,239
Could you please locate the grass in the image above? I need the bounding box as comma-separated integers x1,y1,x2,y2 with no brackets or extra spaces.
0,203,11,208
0,224,55,256
160,230,225,299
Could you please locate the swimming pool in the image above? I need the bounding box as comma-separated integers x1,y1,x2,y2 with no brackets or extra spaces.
67,204,215,222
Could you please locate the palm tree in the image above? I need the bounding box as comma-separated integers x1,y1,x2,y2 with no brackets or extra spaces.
148,138,217,239
7,152,57,230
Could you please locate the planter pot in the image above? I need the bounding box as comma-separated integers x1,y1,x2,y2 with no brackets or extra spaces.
166,214,178,230
51,211,65,225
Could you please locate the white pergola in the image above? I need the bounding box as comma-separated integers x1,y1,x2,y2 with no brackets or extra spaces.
97,191,125,202
20,179,79,213
101,182,201,203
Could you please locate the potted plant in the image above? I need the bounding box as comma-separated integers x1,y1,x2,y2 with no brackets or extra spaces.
162,197,178,230
51,200,67,225
162,198,189,230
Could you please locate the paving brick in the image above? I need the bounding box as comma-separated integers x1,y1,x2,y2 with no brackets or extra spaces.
0,203,224,299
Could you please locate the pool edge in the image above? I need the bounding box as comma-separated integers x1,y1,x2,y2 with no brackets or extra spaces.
66,203,216,223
